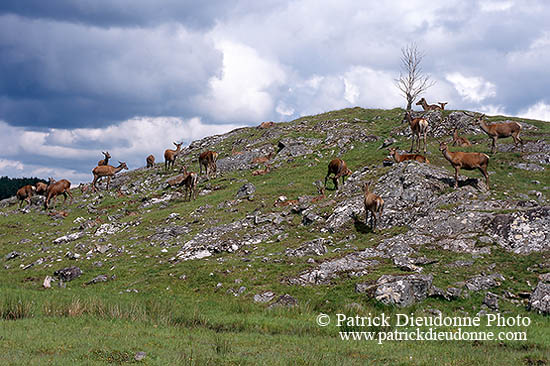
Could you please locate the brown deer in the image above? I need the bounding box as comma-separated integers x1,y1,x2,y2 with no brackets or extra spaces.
388,147,429,164
439,141,490,189
324,159,352,190
97,151,111,166
363,181,384,232
252,164,271,176
416,98,447,111
199,150,219,178
91,161,128,192
178,167,198,201
16,185,36,208
465,112,523,154
164,142,183,170
146,154,155,168
452,128,472,147
44,179,73,209
405,110,429,153
251,152,274,164
35,181,48,196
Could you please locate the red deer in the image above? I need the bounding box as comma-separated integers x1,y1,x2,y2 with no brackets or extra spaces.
251,152,274,165
465,112,523,154
439,141,490,189
324,159,352,190
44,179,73,209
252,164,271,176
164,142,183,170
16,185,36,208
363,181,384,232
178,167,198,201
35,181,48,196
452,128,472,147
97,151,111,166
388,147,429,164
416,98,447,111
91,161,128,192
146,154,155,168
199,151,219,178
405,110,429,153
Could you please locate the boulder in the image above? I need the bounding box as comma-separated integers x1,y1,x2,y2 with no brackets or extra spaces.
374,274,434,307
53,266,82,282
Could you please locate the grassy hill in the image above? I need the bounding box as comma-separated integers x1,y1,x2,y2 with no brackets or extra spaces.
0,107,549,365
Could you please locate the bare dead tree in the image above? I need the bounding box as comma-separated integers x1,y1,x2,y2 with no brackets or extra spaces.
395,43,436,111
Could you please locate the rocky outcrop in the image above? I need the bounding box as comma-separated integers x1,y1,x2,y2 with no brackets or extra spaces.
374,274,434,307
53,266,82,282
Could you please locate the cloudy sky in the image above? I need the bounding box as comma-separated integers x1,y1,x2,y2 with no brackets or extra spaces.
1,0,549,183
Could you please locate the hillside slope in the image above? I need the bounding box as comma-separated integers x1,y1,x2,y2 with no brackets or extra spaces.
1,107,549,365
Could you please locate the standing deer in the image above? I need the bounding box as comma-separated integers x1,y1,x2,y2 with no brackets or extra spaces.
363,181,384,232
405,110,429,153
164,142,183,170
451,128,472,147
91,161,128,192
16,185,36,208
178,167,198,201
146,154,155,168
98,151,111,166
439,141,490,189
199,151,219,178
465,112,523,154
416,98,447,111
35,181,48,196
324,159,352,190
44,179,73,209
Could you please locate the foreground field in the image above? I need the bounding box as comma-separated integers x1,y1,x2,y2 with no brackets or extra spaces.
1,107,549,364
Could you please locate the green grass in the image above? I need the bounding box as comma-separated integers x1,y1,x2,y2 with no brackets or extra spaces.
1,107,549,365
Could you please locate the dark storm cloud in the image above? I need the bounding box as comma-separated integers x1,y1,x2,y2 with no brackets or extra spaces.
0,15,223,128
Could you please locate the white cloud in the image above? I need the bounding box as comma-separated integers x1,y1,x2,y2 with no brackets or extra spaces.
518,101,550,122
445,72,496,103
0,159,24,171
197,40,287,122
480,1,514,12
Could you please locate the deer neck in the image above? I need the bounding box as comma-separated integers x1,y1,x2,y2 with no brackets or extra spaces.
479,120,492,135
441,147,454,163
114,165,124,174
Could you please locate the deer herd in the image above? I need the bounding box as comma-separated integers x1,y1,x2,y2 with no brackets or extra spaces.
13,97,526,233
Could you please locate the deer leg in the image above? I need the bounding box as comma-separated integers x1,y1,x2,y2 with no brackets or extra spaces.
324,171,330,188
62,192,67,203
67,189,73,204
491,137,497,154
454,167,460,189
479,167,490,189
423,130,427,153
106,176,111,190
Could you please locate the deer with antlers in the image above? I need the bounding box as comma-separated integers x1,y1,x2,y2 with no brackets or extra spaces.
451,128,472,147
91,161,128,192
465,112,523,154
164,142,183,171
363,181,384,232
405,110,429,153
439,141,490,189
44,179,73,209
416,98,447,111
97,151,111,166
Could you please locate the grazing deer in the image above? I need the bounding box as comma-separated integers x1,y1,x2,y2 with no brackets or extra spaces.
16,185,36,208
178,167,198,201
44,179,73,209
363,181,384,232
388,147,429,164
324,159,352,190
465,112,523,154
91,161,128,192
439,141,490,189
452,128,472,147
199,151,219,178
97,151,111,166
146,154,155,168
416,98,447,111
405,110,429,153
164,142,183,170
251,152,274,165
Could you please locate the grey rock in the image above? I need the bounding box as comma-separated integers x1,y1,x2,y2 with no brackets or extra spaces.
464,273,505,292
235,183,256,199
528,281,550,314
254,291,275,303
374,274,433,307
483,292,499,310
286,238,329,257
134,352,146,362
5,251,20,261
53,266,82,282
85,275,110,285
268,294,298,308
